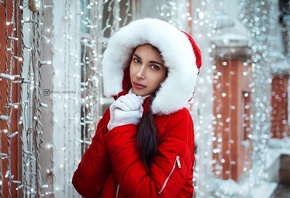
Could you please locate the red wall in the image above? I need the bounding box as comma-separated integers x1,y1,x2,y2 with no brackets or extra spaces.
0,1,21,197
213,58,252,181
271,75,289,138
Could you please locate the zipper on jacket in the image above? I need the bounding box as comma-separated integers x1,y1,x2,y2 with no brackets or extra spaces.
116,184,120,198
158,156,182,194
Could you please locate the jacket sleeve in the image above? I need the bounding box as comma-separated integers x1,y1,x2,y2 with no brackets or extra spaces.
72,109,112,198
104,108,195,198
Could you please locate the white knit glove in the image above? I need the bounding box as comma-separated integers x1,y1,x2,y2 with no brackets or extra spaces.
107,93,144,131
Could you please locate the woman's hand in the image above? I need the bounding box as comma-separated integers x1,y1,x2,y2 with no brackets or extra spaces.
107,93,144,131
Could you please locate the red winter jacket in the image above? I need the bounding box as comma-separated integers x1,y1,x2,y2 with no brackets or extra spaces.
72,99,195,198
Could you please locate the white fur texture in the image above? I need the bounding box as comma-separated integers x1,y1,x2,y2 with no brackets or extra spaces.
102,18,199,115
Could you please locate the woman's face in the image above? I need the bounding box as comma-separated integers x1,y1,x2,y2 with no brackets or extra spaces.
130,44,167,96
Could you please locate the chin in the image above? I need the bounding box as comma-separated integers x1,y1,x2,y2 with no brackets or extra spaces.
132,90,146,96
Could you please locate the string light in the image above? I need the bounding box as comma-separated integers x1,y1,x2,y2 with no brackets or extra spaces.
0,114,10,121
0,153,8,159
192,0,290,197
7,131,19,139
0,0,5,6
39,60,52,65
6,103,20,109
1,0,288,197
0,73,18,80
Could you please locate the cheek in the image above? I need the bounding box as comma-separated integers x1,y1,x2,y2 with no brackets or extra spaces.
129,65,135,79
158,72,167,84
152,74,166,88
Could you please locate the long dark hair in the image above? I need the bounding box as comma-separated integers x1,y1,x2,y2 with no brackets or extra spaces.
133,44,166,171
136,95,158,171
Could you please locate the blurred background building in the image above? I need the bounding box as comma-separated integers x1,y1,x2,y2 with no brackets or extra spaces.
0,0,289,197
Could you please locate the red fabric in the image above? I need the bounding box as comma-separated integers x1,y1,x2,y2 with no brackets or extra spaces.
181,31,202,69
72,94,195,198
72,109,111,197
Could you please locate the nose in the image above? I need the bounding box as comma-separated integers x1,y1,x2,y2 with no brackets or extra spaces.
136,65,145,79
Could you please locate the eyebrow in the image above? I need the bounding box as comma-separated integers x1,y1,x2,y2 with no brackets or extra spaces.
133,53,164,67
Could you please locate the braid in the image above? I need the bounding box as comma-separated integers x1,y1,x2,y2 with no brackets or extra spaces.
136,96,158,171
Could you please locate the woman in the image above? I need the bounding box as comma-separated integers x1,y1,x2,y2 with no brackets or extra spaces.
72,18,202,198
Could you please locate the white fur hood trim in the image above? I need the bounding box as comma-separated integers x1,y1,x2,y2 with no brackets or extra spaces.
102,18,199,115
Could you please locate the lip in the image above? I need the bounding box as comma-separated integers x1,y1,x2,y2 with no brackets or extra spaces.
133,82,146,89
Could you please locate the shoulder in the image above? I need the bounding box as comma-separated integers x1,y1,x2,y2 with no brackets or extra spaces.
157,108,193,125
169,107,192,118
155,108,194,137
